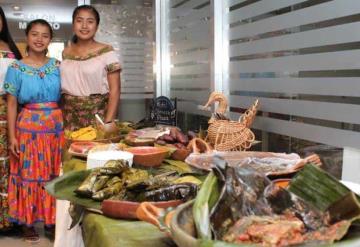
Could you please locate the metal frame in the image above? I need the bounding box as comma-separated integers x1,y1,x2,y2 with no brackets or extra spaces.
155,0,170,97
212,0,227,94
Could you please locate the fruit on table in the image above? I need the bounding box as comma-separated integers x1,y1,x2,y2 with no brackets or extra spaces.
70,126,97,141
69,141,99,154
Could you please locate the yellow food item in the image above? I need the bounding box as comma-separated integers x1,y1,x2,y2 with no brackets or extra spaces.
71,126,97,141
173,176,202,186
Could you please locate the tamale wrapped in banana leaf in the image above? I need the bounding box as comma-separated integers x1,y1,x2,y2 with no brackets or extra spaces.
105,176,122,188
142,182,198,202
74,170,100,197
100,160,129,175
92,175,111,193
126,171,176,191
45,169,102,210
92,181,124,201
288,164,360,223
192,161,360,246
122,168,149,186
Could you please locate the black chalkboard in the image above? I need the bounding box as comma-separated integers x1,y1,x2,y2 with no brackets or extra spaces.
150,96,177,126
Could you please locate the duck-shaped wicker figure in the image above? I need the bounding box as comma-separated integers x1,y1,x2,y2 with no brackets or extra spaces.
202,92,259,151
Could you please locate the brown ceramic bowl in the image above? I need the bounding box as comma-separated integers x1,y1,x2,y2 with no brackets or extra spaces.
125,146,169,167
101,199,182,219
171,148,191,161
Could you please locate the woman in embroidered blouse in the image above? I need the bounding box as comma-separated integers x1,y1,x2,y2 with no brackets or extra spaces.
61,5,121,131
4,19,64,242
0,6,22,231
54,5,120,247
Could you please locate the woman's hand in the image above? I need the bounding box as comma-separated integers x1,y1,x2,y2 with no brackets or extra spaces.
9,137,19,159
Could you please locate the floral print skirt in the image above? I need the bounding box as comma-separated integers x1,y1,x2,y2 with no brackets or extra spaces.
8,102,64,226
61,93,109,131
0,95,11,230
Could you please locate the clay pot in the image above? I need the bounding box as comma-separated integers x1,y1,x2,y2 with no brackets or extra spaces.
171,148,191,161
125,146,169,167
101,199,182,219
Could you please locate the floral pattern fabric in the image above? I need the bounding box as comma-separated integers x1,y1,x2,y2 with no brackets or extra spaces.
62,45,114,61
0,157,10,229
0,51,15,59
8,102,64,226
4,58,61,104
61,94,109,131
105,62,122,73
0,51,13,230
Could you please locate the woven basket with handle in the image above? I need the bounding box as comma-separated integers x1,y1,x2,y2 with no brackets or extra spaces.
206,98,259,151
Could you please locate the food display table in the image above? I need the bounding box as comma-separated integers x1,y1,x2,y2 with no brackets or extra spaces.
56,155,182,247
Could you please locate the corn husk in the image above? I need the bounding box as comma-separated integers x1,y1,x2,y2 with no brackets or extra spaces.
193,171,219,240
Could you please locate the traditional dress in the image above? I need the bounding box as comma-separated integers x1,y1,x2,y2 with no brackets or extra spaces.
3,58,64,226
0,50,15,229
60,45,121,131
54,46,120,247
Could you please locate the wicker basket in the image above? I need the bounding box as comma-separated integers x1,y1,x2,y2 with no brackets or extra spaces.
205,96,259,152
207,121,255,151
240,99,259,128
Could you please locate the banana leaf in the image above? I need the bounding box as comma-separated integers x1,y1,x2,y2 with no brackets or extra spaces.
158,159,204,175
193,171,219,240
45,169,101,210
193,156,226,240
289,164,360,223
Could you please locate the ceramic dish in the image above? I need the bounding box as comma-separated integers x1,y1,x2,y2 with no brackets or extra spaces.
87,150,133,169
101,199,182,219
125,146,169,167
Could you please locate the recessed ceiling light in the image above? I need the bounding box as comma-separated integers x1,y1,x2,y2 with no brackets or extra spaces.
12,5,22,11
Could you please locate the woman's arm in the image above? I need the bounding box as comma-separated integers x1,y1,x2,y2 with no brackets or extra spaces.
104,71,120,122
7,94,19,158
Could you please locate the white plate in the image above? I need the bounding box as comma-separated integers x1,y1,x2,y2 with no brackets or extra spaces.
341,180,360,195
87,150,133,169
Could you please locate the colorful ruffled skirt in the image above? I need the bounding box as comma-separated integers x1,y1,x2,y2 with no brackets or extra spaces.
8,102,64,226
0,95,11,230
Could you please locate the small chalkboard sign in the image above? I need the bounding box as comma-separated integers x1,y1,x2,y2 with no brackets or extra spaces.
150,96,177,126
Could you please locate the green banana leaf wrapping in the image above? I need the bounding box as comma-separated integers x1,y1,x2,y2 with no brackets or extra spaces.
289,164,360,223
193,171,220,240
45,169,102,210
187,162,360,246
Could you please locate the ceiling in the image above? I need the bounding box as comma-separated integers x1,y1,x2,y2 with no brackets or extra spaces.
91,0,153,7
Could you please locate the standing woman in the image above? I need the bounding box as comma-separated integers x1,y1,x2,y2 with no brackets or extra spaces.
4,19,64,242
61,4,121,131
0,6,22,230
54,5,120,247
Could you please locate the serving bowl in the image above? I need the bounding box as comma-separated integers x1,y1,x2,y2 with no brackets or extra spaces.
101,199,182,219
125,146,168,167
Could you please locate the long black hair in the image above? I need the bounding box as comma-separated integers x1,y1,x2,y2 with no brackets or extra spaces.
71,5,100,43
0,7,22,59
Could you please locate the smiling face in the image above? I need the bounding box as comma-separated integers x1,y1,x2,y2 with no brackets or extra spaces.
73,9,98,41
26,23,51,54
